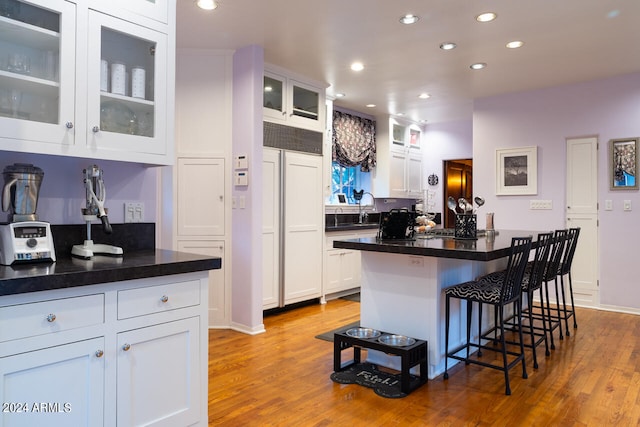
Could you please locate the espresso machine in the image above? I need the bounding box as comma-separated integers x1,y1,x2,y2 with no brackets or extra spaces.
0,163,56,265
71,165,123,259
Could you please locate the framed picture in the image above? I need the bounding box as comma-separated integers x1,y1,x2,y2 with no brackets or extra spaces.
336,193,348,204
609,137,638,190
495,146,538,195
409,129,420,149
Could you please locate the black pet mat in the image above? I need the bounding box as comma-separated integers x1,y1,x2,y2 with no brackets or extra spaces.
331,362,420,398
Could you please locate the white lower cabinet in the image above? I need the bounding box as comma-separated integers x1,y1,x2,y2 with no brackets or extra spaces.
324,229,377,298
0,337,105,427
117,317,200,427
0,272,209,427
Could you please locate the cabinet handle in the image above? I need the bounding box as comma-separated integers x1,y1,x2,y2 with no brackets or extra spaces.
160,295,169,303
65,121,74,129
92,126,100,133
122,343,131,351
46,313,56,323
95,349,104,358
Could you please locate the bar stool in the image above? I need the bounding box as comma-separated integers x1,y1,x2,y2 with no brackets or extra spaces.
443,236,532,395
556,227,580,336
477,232,554,369
538,229,568,350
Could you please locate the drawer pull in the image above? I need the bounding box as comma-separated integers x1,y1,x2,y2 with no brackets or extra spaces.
122,343,131,351
160,295,169,303
46,313,57,323
95,350,104,358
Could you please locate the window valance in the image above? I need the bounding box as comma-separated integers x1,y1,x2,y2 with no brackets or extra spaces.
332,110,376,172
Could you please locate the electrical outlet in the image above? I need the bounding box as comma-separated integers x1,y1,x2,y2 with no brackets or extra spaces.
624,200,632,211
124,202,144,223
605,199,613,211
124,202,135,223
529,200,552,210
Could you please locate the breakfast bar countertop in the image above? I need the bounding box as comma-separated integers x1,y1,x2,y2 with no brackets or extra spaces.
332,229,545,261
0,249,221,297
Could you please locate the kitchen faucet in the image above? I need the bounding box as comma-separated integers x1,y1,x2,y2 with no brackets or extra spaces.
357,191,375,224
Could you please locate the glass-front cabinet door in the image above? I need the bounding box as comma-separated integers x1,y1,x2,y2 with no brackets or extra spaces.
87,10,167,156
263,72,286,122
88,0,169,26
0,0,75,147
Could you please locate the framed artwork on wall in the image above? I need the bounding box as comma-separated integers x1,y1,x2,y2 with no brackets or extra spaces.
495,146,538,195
609,137,638,190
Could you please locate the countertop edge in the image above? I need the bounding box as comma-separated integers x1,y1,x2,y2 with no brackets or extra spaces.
0,249,221,297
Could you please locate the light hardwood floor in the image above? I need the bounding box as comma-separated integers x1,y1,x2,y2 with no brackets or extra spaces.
208,299,640,426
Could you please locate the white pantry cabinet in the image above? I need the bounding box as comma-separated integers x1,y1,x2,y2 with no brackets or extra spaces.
263,65,326,133
0,0,175,165
0,272,209,427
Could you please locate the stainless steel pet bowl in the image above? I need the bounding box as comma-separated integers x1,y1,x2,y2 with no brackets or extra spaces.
345,327,382,339
378,334,416,347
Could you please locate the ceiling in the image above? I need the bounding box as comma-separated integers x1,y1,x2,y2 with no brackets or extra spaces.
176,0,640,124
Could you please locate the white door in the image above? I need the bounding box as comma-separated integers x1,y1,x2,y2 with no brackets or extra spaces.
117,317,200,427
177,240,227,327
283,151,323,304
177,158,225,236
262,148,281,309
0,337,105,427
566,136,599,306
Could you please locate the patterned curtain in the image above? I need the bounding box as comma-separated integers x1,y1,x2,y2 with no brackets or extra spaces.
332,110,377,172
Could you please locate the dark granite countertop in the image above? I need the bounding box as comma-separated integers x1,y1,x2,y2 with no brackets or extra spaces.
325,223,379,232
333,229,546,261
0,250,221,297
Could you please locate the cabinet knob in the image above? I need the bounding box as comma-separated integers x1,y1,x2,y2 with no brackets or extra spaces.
160,295,169,303
95,349,104,358
46,313,56,323
122,343,131,351
65,121,74,129
92,126,100,133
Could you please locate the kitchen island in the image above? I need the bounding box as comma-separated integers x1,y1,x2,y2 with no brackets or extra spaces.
333,229,540,379
0,248,220,426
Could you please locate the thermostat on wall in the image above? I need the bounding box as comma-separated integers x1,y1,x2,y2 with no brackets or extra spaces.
234,171,249,186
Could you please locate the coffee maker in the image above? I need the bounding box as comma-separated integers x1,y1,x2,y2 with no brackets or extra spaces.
0,163,56,265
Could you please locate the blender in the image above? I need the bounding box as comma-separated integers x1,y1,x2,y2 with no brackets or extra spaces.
0,163,56,265
72,165,123,259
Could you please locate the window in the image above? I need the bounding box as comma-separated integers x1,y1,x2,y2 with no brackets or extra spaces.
330,162,371,204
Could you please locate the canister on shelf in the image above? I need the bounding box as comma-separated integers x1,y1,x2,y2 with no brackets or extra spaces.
110,62,126,95
131,66,146,99
100,59,108,92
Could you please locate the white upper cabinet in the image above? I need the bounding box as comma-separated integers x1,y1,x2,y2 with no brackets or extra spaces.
373,116,425,197
0,0,175,165
88,0,170,27
263,65,326,132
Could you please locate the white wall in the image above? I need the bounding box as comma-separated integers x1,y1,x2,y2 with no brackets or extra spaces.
473,71,640,311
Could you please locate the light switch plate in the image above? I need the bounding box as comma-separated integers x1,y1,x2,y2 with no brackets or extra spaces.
605,199,613,211
624,200,632,211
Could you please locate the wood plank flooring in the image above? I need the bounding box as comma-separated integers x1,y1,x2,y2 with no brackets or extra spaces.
208,299,640,426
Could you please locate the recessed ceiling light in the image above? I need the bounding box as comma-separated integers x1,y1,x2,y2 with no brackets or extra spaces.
335,93,346,98
366,104,376,108
196,0,218,10
440,42,457,51
399,14,419,25
397,113,405,116
476,12,497,22
351,62,364,72
470,62,487,70
418,93,431,99
420,119,428,124
506,40,524,49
